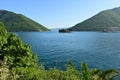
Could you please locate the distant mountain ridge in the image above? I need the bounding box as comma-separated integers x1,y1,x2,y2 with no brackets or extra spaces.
70,7,120,31
0,10,49,32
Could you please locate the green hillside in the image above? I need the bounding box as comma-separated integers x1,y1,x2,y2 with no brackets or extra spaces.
0,10,49,32
70,7,120,31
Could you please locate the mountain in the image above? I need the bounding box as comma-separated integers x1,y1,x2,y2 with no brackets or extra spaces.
70,7,120,31
0,10,49,32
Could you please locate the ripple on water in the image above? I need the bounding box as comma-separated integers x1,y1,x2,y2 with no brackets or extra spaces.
17,31,120,70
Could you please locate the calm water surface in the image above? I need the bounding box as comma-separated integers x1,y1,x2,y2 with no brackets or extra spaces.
16,30,120,70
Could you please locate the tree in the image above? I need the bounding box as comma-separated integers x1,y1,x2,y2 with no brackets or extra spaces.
81,62,91,80
0,22,38,68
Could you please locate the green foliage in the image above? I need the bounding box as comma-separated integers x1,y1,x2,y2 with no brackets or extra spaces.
0,59,9,80
0,10,49,32
0,22,38,68
81,62,91,80
8,61,118,80
70,7,120,31
0,22,7,35
0,60,119,80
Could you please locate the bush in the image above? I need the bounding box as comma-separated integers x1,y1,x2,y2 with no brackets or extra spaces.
0,22,38,68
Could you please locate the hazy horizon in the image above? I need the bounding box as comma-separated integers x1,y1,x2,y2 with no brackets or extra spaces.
1,0,120,29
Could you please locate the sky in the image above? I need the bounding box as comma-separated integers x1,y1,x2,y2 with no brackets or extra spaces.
1,0,120,29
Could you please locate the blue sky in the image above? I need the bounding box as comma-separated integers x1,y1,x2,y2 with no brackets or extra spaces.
1,0,120,29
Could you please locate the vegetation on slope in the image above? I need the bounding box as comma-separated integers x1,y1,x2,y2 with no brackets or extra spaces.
0,10,49,32
70,7,120,31
0,22,119,80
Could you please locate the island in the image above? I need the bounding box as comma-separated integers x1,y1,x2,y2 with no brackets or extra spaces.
58,29,72,33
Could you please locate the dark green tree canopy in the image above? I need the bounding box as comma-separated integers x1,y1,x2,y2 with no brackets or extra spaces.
0,22,38,68
0,22,7,35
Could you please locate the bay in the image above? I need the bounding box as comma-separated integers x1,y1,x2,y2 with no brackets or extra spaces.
16,30,120,70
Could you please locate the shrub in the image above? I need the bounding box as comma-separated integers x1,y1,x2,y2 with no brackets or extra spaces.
0,22,38,68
